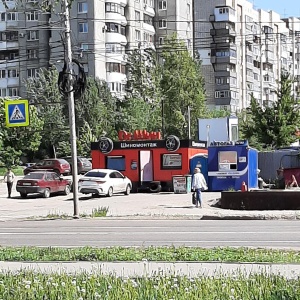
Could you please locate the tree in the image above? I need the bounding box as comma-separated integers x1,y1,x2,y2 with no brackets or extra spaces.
75,77,119,145
25,67,70,158
159,35,207,139
124,48,162,133
0,98,43,166
240,73,300,150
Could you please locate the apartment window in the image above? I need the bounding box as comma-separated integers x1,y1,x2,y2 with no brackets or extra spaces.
106,43,125,54
6,31,18,41
158,0,167,10
7,12,18,21
106,62,126,74
219,7,229,14
27,49,38,59
80,43,89,51
0,88,6,97
159,37,164,45
105,3,124,15
144,14,153,25
215,77,229,85
187,3,190,15
8,69,19,78
106,23,126,35
27,30,39,40
109,82,125,92
246,68,253,77
78,2,88,13
253,73,259,80
8,87,19,97
27,68,38,77
135,10,140,23
158,19,167,28
26,11,38,21
215,90,231,98
135,30,141,41
0,70,5,78
79,22,88,33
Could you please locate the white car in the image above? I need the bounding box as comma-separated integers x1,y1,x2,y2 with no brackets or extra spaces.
78,169,132,197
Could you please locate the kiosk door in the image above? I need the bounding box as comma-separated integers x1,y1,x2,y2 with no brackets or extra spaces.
139,150,153,182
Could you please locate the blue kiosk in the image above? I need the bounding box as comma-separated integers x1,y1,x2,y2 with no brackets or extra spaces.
208,140,258,191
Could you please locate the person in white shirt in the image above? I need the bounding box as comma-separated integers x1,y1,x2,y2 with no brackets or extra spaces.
192,167,207,208
4,168,15,198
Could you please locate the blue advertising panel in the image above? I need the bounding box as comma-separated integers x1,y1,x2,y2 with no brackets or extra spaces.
208,140,258,191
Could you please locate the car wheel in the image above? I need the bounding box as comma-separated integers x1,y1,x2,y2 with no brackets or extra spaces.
20,193,27,198
107,187,113,197
124,184,131,195
63,185,70,195
43,188,50,198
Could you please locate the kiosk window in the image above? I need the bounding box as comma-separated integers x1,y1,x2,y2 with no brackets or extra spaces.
106,156,125,171
161,154,182,169
218,151,237,171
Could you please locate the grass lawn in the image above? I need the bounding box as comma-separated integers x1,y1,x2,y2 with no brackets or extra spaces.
0,166,24,176
0,246,300,263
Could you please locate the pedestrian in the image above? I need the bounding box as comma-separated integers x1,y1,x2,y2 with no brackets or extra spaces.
192,167,208,208
3,167,15,198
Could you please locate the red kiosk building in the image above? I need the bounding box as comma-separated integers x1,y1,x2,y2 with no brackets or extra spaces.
91,130,208,192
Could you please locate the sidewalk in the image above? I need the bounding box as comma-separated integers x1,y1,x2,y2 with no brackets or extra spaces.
0,261,300,278
0,179,300,221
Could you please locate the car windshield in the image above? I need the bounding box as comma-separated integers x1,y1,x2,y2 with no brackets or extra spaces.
58,159,68,164
84,171,107,178
24,173,44,179
81,158,91,164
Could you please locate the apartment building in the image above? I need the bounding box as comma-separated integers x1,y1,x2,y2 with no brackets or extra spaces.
0,0,49,99
194,0,300,112
155,0,193,51
50,0,156,98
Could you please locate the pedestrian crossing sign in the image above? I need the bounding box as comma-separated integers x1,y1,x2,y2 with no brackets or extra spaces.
4,99,30,127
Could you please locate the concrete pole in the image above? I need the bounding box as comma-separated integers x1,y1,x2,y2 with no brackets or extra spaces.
64,0,79,218
187,105,191,140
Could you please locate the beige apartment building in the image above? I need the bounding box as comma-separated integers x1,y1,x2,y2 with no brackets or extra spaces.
194,0,300,112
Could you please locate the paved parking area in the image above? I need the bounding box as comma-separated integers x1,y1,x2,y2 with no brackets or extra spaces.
0,177,222,221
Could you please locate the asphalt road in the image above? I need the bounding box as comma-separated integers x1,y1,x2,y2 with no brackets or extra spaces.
0,219,299,249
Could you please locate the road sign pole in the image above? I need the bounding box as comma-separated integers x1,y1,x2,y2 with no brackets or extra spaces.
64,0,79,218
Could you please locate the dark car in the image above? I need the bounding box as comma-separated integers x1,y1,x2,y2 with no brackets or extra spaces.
61,156,92,174
23,159,71,176
16,171,71,198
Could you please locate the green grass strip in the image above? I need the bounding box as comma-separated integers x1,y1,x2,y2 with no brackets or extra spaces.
0,246,300,263
0,272,300,299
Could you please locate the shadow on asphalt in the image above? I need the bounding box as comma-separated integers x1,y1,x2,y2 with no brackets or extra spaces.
64,194,125,201
160,205,196,209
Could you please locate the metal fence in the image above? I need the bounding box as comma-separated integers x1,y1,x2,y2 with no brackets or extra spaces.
258,150,300,181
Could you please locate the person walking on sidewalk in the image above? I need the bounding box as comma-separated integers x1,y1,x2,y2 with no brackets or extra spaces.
192,167,207,208
3,167,15,198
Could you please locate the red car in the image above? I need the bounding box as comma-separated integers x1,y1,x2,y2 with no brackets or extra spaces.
23,159,71,176
16,171,71,198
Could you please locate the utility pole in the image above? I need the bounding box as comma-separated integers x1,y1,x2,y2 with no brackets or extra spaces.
64,0,79,218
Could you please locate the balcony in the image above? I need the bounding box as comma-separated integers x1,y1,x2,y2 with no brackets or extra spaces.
105,13,127,26
213,7,236,23
211,55,236,65
210,28,236,37
106,32,127,45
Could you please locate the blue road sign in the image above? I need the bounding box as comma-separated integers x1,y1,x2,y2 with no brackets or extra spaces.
5,99,30,127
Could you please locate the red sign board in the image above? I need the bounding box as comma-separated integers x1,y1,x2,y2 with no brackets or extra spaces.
118,130,161,141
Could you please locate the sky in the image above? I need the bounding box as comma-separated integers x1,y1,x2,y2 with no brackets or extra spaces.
252,0,300,18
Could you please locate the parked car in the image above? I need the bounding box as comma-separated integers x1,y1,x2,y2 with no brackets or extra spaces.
23,159,71,176
60,156,92,174
16,171,71,198
78,169,132,197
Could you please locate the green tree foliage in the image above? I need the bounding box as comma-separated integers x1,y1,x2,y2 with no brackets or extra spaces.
0,98,43,166
25,67,70,158
124,48,162,132
240,73,300,150
159,35,207,139
75,77,119,143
